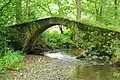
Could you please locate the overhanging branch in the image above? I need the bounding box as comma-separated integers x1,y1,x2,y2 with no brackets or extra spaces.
0,0,12,11
37,4,53,16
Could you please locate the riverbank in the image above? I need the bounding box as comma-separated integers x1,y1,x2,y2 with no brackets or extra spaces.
2,49,120,80
0,52,118,79
4,54,75,80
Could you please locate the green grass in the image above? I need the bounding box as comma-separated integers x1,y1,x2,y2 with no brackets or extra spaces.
0,49,24,72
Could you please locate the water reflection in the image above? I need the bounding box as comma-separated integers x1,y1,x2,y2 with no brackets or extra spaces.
63,49,83,56
71,65,120,80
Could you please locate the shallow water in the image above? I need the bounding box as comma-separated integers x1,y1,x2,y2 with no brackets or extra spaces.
71,65,120,80
44,49,120,80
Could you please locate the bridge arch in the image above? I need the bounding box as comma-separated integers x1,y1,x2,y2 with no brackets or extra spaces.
24,24,68,53
9,17,120,53
9,17,83,53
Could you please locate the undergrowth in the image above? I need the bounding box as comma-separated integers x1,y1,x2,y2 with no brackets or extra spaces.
0,49,24,73
36,31,74,49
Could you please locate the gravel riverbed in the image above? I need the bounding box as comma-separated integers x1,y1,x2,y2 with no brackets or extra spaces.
5,55,76,80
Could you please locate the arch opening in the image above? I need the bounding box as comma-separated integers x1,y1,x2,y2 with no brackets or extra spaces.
23,25,73,54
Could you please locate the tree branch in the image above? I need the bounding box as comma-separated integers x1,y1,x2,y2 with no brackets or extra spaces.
0,0,12,11
37,4,53,16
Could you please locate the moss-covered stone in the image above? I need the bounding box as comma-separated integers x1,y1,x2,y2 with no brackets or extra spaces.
8,17,120,55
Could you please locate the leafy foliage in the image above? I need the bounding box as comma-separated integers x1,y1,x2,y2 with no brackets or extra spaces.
72,25,120,58
0,26,10,55
0,49,24,70
37,31,74,49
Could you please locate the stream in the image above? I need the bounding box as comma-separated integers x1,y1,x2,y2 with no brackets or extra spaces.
44,49,120,80
4,49,120,80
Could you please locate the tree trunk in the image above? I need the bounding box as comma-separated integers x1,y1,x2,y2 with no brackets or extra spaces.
114,0,118,25
95,1,99,21
26,0,30,19
59,25,63,33
100,0,104,21
75,0,81,20
16,0,22,23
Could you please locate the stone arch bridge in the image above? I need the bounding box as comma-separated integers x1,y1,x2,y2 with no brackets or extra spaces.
9,17,120,53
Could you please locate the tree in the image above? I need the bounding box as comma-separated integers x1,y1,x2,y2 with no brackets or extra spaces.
100,0,104,21
26,0,30,19
75,0,81,20
15,0,22,23
114,0,118,25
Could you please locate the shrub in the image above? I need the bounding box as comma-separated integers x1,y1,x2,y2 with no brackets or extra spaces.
0,49,24,70
37,31,74,49
0,25,10,56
